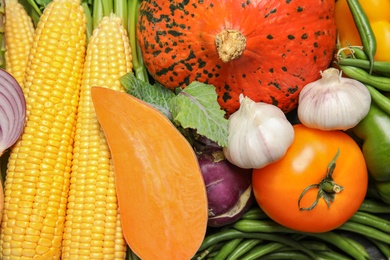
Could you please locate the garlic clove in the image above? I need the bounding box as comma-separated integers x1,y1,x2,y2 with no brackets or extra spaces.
298,68,371,131
224,94,294,169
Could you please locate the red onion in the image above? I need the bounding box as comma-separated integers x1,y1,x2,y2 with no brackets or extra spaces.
0,69,26,156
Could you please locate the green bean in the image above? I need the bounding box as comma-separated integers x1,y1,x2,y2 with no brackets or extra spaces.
241,207,270,220
233,219,366,260
226,239,262,260
341,235,371,259
337,45,367,60
378,71,390,78
263,245,354,260
368,238,390,258
349,211,390,233
207,250,222,259
305,233,367,260
337,221,390,244
337,46,390,77
198,229,254,251
365,85,390,115
240,232,316,259
299,240,331,251
207,242,226,258
315,251,352,260
349,46,368,60
240,242,286,260
213,238,243,260
337,58,390,74
198,227,317,259
346,0,376,73
257,245,352,260
233,219,292,233
254,250,313,260
348,46,390,77
338,55,390,115
359,199,390,213
338,64,390,91
193,244,222,260
254,234,317,259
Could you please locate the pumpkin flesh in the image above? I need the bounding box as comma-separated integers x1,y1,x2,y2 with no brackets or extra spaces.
91,87,208,260
137,0,337,115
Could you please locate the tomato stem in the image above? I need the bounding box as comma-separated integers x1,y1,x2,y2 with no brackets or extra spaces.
298,149,343,211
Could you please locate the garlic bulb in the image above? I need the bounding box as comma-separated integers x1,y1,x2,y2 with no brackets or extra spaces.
298,68,371,131
223,95,294,169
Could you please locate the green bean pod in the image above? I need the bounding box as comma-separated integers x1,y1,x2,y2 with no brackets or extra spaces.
233,219,367,260
346,0,376,73
241,207,270,220
299,240,330,251
349,211,390,233
194,243,223,260
198,227,317,259
338,65,390,91
359,199,390,213
226,239,262,260
240,242,287,260
341,235,371,259
365,85,390,116
213,238,243,260
337,45,366,60
315,251,354,260
368,238,390,258
350,46,369,60
338,58,390,74
337,221,390,244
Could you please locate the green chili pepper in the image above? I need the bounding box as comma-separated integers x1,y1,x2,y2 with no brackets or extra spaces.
353,101,390,182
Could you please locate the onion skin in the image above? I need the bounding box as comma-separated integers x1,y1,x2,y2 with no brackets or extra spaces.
0,69,26,156
197,148,254,227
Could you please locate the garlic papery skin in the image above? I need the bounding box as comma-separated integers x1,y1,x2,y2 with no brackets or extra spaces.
298,68,371,131
223,95,294,169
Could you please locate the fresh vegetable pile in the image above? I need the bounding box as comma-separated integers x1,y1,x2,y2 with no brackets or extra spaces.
0,0,389,259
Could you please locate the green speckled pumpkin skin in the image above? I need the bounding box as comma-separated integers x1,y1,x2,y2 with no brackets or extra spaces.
137,0,337,115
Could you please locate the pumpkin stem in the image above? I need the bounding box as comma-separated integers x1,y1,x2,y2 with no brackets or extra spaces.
298,148,344,211
215,29,246,63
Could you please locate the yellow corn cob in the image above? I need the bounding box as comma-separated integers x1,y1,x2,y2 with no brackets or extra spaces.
61,14,132,260
0,0,86,259
0,0,5,69
4,0,34,88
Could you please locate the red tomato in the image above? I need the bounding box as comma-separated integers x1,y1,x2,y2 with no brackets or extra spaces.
252,124,368,233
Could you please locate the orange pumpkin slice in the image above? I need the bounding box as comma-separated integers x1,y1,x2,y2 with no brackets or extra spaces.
91,87,208,260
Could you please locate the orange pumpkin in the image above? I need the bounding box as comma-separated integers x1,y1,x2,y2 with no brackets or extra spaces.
91,87,208,260
137,0,337,115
